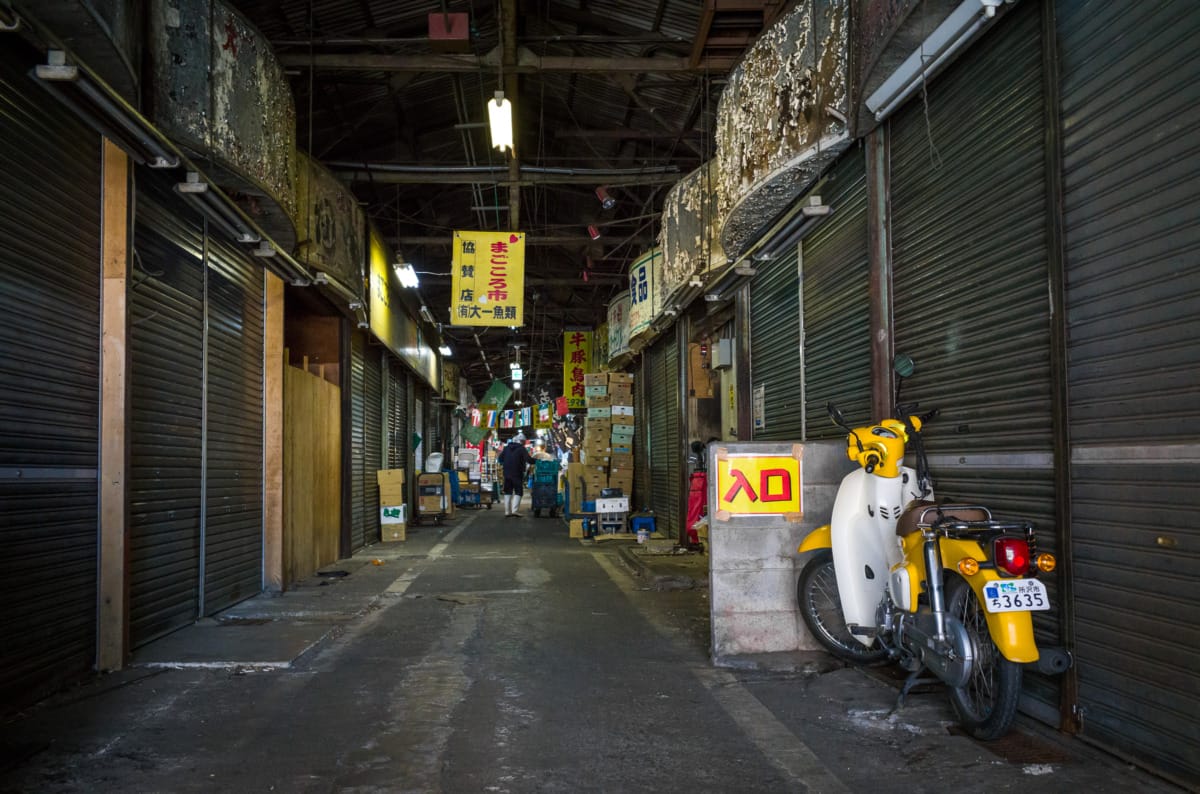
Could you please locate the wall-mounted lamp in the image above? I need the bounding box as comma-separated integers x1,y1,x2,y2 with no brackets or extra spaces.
174,172,261,244
419,304,435,324
587,225,602,241
394,262,419,288
595,186,616,210
34,50,179,169
704,265,758,303
439,344,453,356
252,241,276,258
488,90,513,153
865,0,1006,122
753,196,833,262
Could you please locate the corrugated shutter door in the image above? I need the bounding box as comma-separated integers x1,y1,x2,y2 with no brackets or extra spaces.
350,332,367,549
0,41,102,702
203,238,264,613
362,344,383,541
129,175,206,646
890,1,1059,708
387,361,409,471
1058,2,1200,782
750,248,801,440
800,147,871,438
646,331,681,538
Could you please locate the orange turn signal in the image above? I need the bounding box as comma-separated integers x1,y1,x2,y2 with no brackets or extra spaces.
956,557,980,576
1036,553,1056,573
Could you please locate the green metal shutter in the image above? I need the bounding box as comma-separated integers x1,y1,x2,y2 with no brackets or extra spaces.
387,360,409,471
129,175,205,646
349,331,367,549
0,41,101,703
202,238,264,612
801,146,871,438
889,0,1059,711
646,330,681,538
362,343,383,540
750,248,802,441
1058,1,1200,783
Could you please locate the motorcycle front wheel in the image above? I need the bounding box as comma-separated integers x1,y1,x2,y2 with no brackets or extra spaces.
797,550,889,665
946,576,1023,740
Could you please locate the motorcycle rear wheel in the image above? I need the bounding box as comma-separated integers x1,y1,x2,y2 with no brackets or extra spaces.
946,576,1023,740
797,550,889,664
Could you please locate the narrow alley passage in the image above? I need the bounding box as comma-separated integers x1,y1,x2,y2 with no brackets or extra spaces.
0,509,1181,793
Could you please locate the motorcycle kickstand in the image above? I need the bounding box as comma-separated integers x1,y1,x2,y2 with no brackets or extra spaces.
892,667,940,714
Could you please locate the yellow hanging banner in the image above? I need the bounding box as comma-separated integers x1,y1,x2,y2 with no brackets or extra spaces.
563,330,592,410
450,230,525,326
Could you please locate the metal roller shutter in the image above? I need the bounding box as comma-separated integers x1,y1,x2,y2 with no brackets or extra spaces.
749,248,801,441
0,41,102,702
646,330,681,538
349,332,367,549
1058,1,1200,782
800,147,872,439
129,175,206,646
203,237,264,613
362,343,383,541
890,0,1059,709
387,361,409,471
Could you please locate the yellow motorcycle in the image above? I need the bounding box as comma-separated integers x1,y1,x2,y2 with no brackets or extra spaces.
796,357,1071,739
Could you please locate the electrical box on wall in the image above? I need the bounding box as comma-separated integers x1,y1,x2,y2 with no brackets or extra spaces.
713,338,734,370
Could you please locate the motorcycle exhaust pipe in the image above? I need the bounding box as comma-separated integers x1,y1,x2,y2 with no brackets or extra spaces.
1028,647,1073,675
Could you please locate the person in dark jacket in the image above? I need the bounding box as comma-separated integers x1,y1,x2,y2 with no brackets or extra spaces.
498,432,534,516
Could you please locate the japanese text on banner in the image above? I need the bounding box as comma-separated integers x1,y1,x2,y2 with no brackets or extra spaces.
563,330,592,410
450,231,525,326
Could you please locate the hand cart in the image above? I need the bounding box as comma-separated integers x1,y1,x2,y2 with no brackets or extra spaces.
530,460,560,518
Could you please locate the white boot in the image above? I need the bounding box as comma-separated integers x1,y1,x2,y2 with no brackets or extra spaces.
510,493,521,517
504,494,514,516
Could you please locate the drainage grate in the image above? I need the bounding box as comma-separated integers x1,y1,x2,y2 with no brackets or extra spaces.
217,617,274,626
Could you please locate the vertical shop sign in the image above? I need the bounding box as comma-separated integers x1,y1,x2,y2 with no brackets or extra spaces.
450,231,525,326
563,330,592,410
753,384,765,431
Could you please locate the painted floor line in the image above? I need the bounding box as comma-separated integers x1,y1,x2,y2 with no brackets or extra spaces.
590,550,849,794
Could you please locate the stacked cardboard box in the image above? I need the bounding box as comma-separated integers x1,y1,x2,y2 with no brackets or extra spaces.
607,372,635,495
376,469,407,541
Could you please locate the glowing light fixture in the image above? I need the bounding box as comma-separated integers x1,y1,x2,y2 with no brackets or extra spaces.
439,344,453,356
394,262,419,288
488,90,513,153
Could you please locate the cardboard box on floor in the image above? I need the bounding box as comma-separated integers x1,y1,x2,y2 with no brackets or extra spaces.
377,469,406,504
381,523,407,542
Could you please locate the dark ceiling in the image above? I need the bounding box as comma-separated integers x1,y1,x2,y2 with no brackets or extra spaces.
227,0,784,398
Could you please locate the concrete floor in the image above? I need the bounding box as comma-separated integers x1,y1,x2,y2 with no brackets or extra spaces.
0,505,1184,793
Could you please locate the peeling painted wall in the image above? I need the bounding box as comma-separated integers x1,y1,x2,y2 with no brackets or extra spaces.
715,0,851,260
147,0,297,248
659,162,728,302
296,151,365,298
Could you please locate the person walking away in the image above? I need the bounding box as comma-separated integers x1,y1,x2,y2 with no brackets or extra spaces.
498,432,534,516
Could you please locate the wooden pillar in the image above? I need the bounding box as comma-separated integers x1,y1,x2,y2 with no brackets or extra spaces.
865,127,893,420
98,140,129,671
263,273,285,591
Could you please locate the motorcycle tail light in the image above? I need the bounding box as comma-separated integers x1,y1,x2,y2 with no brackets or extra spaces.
994,537,1031,576
957,557,980,576
1036,553,1057,573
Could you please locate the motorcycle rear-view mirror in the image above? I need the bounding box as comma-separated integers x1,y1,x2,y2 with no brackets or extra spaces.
893,354,915,379
827,402,849,429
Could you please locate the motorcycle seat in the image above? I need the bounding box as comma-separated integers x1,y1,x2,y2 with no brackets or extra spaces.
896,500,991,536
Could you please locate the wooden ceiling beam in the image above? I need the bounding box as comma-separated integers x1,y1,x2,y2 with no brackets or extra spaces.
277,51,736,74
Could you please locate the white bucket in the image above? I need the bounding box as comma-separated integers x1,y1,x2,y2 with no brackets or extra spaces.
636,527,649,544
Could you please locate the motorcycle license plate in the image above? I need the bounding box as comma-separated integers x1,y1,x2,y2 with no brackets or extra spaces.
982,579,1050,613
